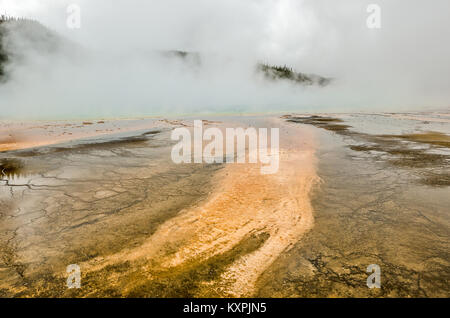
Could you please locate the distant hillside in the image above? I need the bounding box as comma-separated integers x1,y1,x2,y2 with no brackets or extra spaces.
0,15,13,77
0,15,72,79
162,50,201,61
0,16,332,87
257,63,331,86
160,52,331,87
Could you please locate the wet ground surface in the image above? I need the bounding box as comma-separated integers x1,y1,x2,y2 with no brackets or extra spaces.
0,116,317,297
0,113,449,297
256,115,449,297
284,114,450,186
0,128,223,296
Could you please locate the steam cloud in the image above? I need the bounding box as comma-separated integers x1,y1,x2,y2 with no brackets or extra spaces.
0,0,449,119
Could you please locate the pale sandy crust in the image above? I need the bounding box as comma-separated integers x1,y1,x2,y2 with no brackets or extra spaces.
0,118,180,152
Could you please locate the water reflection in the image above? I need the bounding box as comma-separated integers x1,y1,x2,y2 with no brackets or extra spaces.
0,158,26,180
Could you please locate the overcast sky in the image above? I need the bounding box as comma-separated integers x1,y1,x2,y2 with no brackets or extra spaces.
1,0,449,118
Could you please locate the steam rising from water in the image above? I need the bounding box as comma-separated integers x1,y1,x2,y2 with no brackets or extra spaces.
1,0,449,119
